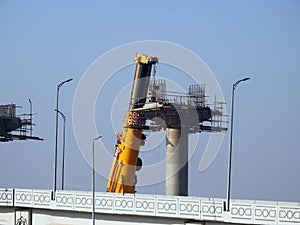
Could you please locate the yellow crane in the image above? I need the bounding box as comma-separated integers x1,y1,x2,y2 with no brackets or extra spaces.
106,53,158,193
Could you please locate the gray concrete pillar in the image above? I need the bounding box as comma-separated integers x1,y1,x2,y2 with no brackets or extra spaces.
166,128,188,196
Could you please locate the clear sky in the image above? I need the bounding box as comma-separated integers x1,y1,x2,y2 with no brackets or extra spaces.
0,0,299,202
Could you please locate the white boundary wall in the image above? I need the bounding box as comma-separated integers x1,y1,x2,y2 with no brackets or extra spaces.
0,188,299,225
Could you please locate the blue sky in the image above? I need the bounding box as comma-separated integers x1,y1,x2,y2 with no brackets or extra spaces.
0,0,300,202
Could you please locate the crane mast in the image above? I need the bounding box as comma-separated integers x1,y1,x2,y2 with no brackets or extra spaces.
106,53,158,193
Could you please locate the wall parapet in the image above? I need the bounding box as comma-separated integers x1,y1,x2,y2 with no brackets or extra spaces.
0,188,299,224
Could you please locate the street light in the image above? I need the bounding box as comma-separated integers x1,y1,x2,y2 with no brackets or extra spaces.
92,135,102,225
225,77,250,211
52,78,73,200
55,109,66,190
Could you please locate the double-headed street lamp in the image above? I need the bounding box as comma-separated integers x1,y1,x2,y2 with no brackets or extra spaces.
52,78,73,200
225,77,250,212
92,135,102,225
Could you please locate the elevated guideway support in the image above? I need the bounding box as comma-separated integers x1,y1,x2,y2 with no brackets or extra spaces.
136,80,227,196
166,127,189,196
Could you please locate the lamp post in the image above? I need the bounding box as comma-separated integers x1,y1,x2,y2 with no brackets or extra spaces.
92,135,102,225
52,78,73,200
55,109,66,190
225,77,250,211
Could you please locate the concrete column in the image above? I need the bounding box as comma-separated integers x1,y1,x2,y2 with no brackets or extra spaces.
166,128,188,196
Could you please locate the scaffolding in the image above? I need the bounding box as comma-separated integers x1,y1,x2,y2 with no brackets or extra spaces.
188,84,206,106
0,101,43,142
211,95,228,132
145,79,227,132
0,104,16,117
148,79,166,102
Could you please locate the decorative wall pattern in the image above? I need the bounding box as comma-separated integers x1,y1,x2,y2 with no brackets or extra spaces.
0,189,299,225
0,189,13,206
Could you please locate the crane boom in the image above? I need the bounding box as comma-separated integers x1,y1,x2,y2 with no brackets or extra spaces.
106,53,158,193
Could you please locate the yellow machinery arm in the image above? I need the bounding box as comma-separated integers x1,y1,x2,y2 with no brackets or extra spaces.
106,53,158,193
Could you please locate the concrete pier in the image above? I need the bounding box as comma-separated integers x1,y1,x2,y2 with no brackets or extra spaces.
166,128,188,196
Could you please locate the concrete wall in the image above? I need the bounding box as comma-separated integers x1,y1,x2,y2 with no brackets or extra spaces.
1,189,300,225
0,208,14,225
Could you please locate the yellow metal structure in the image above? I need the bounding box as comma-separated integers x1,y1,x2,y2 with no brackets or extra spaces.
106,54,158,193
